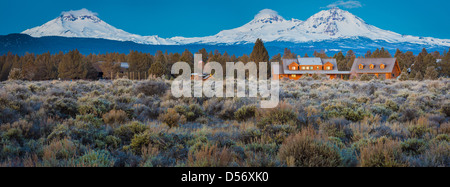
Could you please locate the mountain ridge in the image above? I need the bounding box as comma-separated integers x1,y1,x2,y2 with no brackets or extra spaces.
18,8,450,47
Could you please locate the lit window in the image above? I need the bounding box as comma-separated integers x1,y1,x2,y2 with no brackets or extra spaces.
327,66,331,70
370,64,375,69
302,66,306,70
310,67,313,70
317,66,320,70
359,64,364,69
292,75,296,78
292,67,296,70
380,64,385,69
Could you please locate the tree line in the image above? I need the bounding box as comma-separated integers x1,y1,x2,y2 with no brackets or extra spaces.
0,39,448,81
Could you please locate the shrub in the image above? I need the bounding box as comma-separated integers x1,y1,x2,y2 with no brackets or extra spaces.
187,144,233,167
42,138,78,163
360,74,371,81
76,150,114,167
102,109,128,126
257,103,298,128
399,108,418,122
384,100,399,112
8,68,22,80
78,97,112,117
158,108,185,128
400,138,427,156
278,129,342,167
234,105,256,122
421,142,450,167
174,104,204,121
369,125,398,139
113,78,133,87
134,80,168,96
44,96,78,119
408,125,430,138
218,100,239,120
342,108,371,122
114,121,148,142
434,134,450,142
442,103,450,117
359,138,406,167
319,118,353,142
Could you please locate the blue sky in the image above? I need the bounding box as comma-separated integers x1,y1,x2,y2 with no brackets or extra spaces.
1,0,450,39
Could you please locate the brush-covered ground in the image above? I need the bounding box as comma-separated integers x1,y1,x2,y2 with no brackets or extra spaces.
0,78,449,167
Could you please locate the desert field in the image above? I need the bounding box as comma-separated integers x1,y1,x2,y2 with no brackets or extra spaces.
0,78,448,167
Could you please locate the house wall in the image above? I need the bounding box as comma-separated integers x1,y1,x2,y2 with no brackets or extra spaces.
299,65,323,71
324,63,334,71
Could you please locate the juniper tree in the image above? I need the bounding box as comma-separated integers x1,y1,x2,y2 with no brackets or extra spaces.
334,51,346,71
148,61,165,78
424,66,438,80
250,39,270,77
270,53,282,63
197,48,208,63
415,71,423,81
439,50,450,77
58,49,88,80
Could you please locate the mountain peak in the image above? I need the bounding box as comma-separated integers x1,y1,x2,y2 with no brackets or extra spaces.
59,8,101,23
303,7,366,36
252,9,285,23
61,8,98,18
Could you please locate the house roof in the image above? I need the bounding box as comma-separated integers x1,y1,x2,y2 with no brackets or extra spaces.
278,58,348,75
321,59,338,70
288,61,299,67
120,62,129,69
298,57,323,66
351,58,397,74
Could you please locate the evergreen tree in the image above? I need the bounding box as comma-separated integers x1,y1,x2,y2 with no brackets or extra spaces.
100,61,120,79
222,51,231,64
345,50,356,71
283,48,295,59
180,49,194,71
250,39,270,77
238,54,250,63
414,71,423,81
403,51,415,69
270,53,282,63
424,66,438,80
0,53,17,81
409,70,417,80
148,61,165,78
365,50,372,58
58,49,87,80
313,50,328,58
198,48,208,63
334,52,346,71
439,50,450,77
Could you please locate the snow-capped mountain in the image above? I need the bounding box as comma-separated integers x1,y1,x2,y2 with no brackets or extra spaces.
170,9,303,44
21,8,450,47
172,8,450,46
22,9,174,45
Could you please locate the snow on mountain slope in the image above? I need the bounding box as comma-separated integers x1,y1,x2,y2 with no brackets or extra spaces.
21,8,450,47
296,8,450,46
171,9,303,44
22,9,174,45
172,8,450,46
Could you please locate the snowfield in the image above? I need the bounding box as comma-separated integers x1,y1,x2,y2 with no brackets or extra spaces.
22,8,450,47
